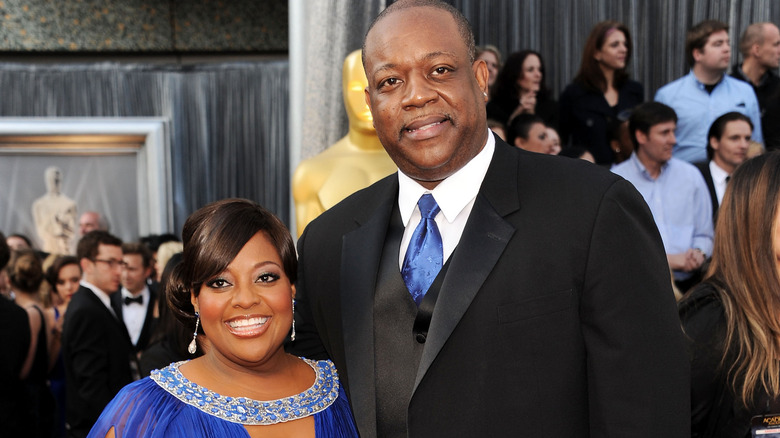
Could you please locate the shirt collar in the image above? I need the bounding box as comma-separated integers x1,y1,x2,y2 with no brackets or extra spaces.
737,64,768,87
121,285,149,300
689,69,724,91
629,151,669,180
709,160,730,183
80,279,113,310
398,129,495,226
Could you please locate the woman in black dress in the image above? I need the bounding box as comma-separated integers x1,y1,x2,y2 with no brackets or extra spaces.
487,50,558,129
679,152,780,437
559,21,643,165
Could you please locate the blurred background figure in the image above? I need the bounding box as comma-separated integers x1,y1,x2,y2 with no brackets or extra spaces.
7,233,33,251
559,146,597,163
476,45,502,100
506,114,555,154
45,255,81,438
139,252,198,376
0,232,33,437
78,211,108,236
560,21,643,165
678,151,780,437
154,240,183,284
547,126,562,155
8,248,57,437
488,50,558,129
487,118,506,141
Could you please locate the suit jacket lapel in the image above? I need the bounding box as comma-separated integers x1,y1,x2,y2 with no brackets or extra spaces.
414,139,520,391
340,178,398,437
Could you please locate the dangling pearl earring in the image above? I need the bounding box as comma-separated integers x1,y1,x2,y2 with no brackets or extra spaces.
188,312,200,354
291,299,296,341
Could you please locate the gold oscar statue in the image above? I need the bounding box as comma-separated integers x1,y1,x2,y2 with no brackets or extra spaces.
292,49,396,236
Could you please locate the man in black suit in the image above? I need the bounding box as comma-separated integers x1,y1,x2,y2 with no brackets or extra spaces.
62,231,135,437
695,112,753,224
290,1,689,436
111,242,157,355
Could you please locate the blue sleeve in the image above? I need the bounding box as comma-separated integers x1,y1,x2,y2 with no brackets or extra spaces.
690,171,714,255
747,88,763,144
87,379,249,438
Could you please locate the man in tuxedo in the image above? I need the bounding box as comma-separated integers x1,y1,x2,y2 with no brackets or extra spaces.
62,231,134,437
111,242,157,355
695,112,753,224
291,0,689,436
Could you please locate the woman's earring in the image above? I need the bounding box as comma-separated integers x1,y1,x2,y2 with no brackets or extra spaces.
188,312,200,354
291,299,296,342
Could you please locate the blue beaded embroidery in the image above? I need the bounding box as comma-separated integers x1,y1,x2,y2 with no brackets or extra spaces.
150,358,340,425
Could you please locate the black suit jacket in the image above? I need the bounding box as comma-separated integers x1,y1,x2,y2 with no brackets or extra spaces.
291,138,690,437
62,286,134,438
694,160,719,224
110,284,158,353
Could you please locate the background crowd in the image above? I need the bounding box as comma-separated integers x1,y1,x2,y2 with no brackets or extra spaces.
1,7,780,438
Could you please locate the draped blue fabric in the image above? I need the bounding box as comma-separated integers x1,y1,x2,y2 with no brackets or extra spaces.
87,361,358,437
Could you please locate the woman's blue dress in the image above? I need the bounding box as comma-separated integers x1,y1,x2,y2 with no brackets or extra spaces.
88,358,358,437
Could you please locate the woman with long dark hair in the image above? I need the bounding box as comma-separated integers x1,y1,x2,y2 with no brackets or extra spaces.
679,152,780,437
487,50,558,129
559,21,643,165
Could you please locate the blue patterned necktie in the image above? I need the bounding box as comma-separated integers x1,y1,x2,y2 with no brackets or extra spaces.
402,194,443,306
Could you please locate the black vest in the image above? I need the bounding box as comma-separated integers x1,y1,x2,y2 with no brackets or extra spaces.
374,204,451,437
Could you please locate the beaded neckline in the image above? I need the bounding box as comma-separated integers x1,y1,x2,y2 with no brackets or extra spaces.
151,358,340,425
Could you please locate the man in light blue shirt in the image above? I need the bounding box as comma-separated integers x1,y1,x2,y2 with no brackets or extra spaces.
655,20,762,163
612,102,713,290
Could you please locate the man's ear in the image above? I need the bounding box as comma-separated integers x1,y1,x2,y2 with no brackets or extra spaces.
692,48,703,63
709,137,720,152
80,258,91,276
635,129,648,146
473,58,489,100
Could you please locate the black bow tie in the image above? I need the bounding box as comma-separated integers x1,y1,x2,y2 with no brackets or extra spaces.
124,295,143,306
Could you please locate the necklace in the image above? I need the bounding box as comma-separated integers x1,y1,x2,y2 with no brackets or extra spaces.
151,358,340,425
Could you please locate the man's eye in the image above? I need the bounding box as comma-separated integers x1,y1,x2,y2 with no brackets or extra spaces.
380,78,398,88
434,67,450,74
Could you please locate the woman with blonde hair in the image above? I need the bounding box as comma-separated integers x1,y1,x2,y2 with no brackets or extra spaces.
679,151,780,437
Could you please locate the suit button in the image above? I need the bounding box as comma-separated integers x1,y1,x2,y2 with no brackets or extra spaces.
415,333,426,343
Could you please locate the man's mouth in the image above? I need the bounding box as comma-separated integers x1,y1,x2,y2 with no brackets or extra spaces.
404,116,450,133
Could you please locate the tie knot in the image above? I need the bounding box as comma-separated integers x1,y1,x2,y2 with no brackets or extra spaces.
418,194,440,219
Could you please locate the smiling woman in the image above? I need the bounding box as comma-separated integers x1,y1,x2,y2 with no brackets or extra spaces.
86,199,358,438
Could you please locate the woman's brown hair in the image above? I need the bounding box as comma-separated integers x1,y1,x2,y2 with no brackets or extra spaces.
167,199,297,330
574,21,633,93
704,151,780,406
8,249,44,294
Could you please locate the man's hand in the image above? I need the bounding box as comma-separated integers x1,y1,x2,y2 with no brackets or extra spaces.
667,248,706,272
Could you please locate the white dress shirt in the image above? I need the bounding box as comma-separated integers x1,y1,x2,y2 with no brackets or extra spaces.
398,130,496,268
709,160,730,205
120,286,150,345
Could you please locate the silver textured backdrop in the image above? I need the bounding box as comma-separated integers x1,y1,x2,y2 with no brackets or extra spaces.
298,0,385,161
0,61,289,234
451,0,780,99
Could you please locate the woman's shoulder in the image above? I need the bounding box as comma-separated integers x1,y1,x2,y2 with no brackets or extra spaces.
679,282,726,341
